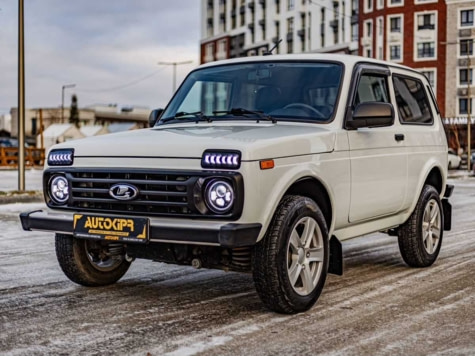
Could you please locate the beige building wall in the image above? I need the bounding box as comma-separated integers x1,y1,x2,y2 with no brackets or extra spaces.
445,0,475,119
10,107,95,138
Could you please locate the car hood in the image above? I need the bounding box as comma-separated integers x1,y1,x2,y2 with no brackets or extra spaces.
53,122,336,161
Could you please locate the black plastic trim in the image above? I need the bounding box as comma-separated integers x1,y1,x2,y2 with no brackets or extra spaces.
19,210,261,248
43,168,244,220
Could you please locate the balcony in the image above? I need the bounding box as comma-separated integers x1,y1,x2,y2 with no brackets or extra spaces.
259,19,266,27
330,19,339,28
298,29,305,37
286,32,293,41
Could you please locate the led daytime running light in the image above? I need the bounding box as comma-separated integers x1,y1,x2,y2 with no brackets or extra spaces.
48,149,74,166
202,150,241,169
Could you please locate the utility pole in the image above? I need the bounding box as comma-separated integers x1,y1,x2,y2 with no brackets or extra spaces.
158,61,193,93
18,0,25,191
61,84,76,123
467,52,472,171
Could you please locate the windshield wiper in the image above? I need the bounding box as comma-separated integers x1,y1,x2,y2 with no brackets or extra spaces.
213,108,277,123
161,111,212,124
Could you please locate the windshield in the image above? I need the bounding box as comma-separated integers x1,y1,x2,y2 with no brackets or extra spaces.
159,61,343,124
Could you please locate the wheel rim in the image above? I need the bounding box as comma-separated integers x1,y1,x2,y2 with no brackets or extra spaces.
85,241,125,272
422,199,442,255
286,216,324,296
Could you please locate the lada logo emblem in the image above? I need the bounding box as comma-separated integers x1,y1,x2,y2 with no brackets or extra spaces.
109,183,139,201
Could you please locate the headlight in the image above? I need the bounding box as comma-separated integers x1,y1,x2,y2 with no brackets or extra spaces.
205,179,234,214
50,175,69,204
201,150,241,169
48,149,74,166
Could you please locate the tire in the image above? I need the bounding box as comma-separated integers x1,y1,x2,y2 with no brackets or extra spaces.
398,185,443,267
252,195,329,314
55,234,131,286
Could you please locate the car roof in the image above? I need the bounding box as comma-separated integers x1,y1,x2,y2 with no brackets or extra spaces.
197,53,413,72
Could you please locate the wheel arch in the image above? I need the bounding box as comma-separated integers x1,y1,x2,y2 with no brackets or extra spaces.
284,176,333,232
423,166,444,195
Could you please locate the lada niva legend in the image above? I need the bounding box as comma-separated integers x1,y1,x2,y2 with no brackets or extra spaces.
21,54,453,313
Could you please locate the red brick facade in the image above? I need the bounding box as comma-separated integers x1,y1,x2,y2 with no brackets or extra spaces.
358,0,447,116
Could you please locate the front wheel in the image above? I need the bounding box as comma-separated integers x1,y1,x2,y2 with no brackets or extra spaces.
252,195,329,314
55,234,131,286
398,185,443,267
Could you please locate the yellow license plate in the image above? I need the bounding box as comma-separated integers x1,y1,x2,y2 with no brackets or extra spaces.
73,214,149,244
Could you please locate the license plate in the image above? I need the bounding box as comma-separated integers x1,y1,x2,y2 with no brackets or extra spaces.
73,214,149,244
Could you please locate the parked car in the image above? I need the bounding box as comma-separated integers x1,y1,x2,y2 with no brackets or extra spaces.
448,152,461,169
20,54,453,314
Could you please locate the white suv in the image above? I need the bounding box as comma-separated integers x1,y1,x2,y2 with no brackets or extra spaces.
21,54,453,314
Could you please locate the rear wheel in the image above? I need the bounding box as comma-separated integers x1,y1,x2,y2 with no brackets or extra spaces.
55,234,131,286
252,195,329,314
398,185,443,267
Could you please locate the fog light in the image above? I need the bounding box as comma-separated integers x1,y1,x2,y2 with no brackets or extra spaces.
205,180,234,214
50,175,69,204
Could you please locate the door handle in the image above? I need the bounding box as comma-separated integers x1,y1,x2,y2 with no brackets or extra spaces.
395,134,405,142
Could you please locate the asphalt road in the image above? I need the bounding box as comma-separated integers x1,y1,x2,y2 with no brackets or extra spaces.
1,177,474,356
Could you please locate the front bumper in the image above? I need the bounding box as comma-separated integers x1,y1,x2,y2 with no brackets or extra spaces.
19,210,261,248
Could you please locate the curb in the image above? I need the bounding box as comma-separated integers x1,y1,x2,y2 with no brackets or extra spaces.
0,191,44,205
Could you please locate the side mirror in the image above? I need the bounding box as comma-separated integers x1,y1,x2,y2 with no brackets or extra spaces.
346,102,394,130
148,108,164,127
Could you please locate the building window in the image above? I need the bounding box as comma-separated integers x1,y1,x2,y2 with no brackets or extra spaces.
390,45,401,60
460,68,473,85
417,13,435,30
364,0,373,13
461,9,474,27
366,21,372,37
287,0,294,10
460,39,474,56
352,23,359,41
459,98,473,115
417,42,435,58
390,16,401,32
389,0,403,7
421,70,436,89
377,0,384,10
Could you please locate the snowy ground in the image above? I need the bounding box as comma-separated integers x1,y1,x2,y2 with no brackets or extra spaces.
0,168,43,191
1,177,474,355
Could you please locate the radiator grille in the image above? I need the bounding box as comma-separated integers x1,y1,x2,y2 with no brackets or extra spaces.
65,170,197,216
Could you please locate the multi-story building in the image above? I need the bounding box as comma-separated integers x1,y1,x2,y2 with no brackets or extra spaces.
359,0,475,153
443,1,475,153
359,0,447,115
200,0,359,63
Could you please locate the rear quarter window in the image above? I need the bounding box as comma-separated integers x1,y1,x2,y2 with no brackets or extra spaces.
392,75,434,125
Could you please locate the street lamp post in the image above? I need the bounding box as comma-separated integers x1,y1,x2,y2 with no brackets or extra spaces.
158,61,193,93
18,0,25,191
61,84,76,123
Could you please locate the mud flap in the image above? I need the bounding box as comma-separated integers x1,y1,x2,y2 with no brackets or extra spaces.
442,199,452,231
329,235,343,275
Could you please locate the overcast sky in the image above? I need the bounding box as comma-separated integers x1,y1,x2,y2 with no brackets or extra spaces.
0,0,201,115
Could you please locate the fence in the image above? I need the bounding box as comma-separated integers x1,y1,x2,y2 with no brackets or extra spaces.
0,147,45,167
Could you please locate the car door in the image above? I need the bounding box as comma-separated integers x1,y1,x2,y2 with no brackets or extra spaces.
345,64,408,223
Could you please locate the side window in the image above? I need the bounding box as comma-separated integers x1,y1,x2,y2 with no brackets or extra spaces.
354,74,390,106
393,75,434,124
